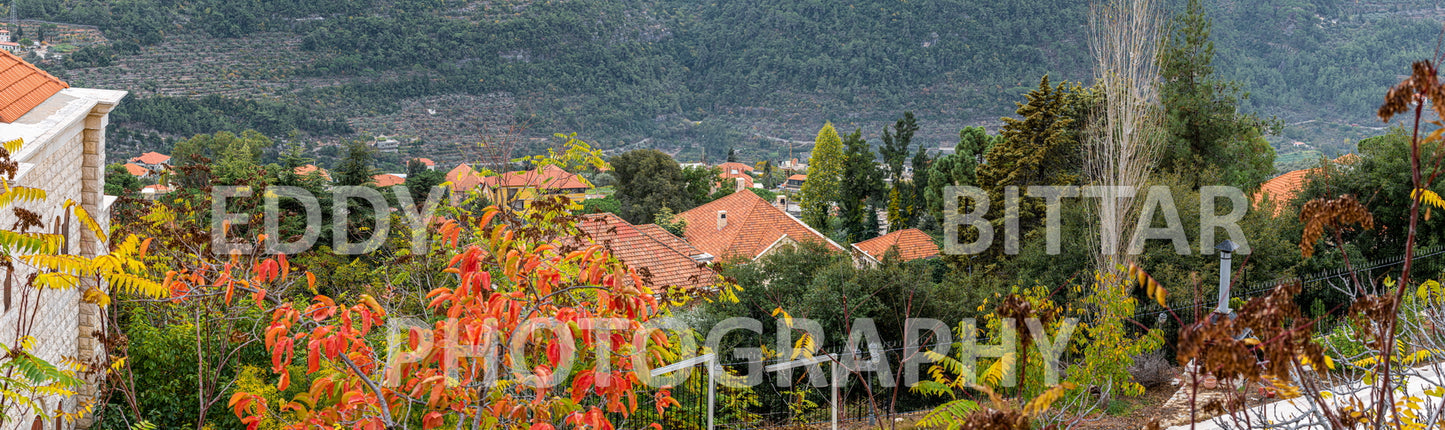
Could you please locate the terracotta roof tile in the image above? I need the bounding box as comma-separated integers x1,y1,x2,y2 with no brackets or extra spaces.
374,174,406,187
578,213,720,290
416,158,435,166
447,164,484,192
787,174,807,181
122,163,147,177
482,165,590,190
295,164,331,181
852,229,939,263
130,151,170,165
717,162,753,174
678,190,842,260
0,50,68,123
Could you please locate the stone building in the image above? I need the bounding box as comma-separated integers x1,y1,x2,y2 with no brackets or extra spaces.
0,50,124,429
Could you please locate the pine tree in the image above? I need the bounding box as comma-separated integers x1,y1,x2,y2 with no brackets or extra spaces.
726,147,738,163
880,111,918,185
839,129,883,243
801,122,845,229
909,142,932,227
973,76,1090,256
924,126,993,228
334,139,376,187
1158,0,1275,191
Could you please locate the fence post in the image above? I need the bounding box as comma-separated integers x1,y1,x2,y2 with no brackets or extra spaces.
707,356,715,430
831,362,840,430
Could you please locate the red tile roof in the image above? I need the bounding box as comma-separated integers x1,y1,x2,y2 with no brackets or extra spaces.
578,213,720,290
416,158,435,166
482,164,590,190
122,163,147,177
634,223,709,258
787,174,807,181
374,174,406,187
447,164,484,192
718,172,754,190
717,162,754,174
677,190,842,260
295,164,331,181
852,228,939,263
0,49,68,123
130,152,170,165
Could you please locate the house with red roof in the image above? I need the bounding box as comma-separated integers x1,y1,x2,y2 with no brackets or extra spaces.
851,228,940,266
373,174,406,187
783,174,807,192
414,158,436,170
480,164,592,209
677,190,842,261
129,151,170,169
122,163,149,177
1253,154,1359,216
716,162,757,192
295,164,331,181
577,213,721,291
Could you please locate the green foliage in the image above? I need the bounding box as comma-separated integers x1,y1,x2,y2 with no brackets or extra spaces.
838,128,884,243
1158,0,1276,191
654,206,688,236
801,123,844,230
971,77,1090,261
170,130,270,189
880,112,918,185
924,126,994,229
1064,270,1165,397
105,163,143,196
112,96,353,138
0,336,86,424
747,187,778,203
611,149,703,224
332,138,377,186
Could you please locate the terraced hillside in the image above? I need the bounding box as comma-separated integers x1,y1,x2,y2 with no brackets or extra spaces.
26,0,1445,168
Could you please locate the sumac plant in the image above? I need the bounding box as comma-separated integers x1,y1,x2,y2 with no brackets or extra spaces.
230,203,683,430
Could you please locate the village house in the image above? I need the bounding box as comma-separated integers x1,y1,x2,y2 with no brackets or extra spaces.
445,163,593,209
850,228,940,267
0,50,124,429
128,151,169,170
782,174,807,192
1253,153,1359,216
294,164,331,181
576,213,720,292
0,29,17,54
122,162,148,178
677,190,842,261
373,173,406,187
480,165,592,210
716,161,756,191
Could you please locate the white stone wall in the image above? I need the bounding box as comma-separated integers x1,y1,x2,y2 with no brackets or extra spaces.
0,88,122,430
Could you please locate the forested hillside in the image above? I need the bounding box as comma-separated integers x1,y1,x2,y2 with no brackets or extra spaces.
11,0,1441,165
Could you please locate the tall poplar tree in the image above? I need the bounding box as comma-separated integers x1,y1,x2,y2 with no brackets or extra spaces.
801,122,845,229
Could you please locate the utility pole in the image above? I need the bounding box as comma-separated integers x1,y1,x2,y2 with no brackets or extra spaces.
8,0,16,36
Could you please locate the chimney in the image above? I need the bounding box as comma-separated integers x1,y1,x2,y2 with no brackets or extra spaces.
1214,240,1241,315
717,210,728,230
